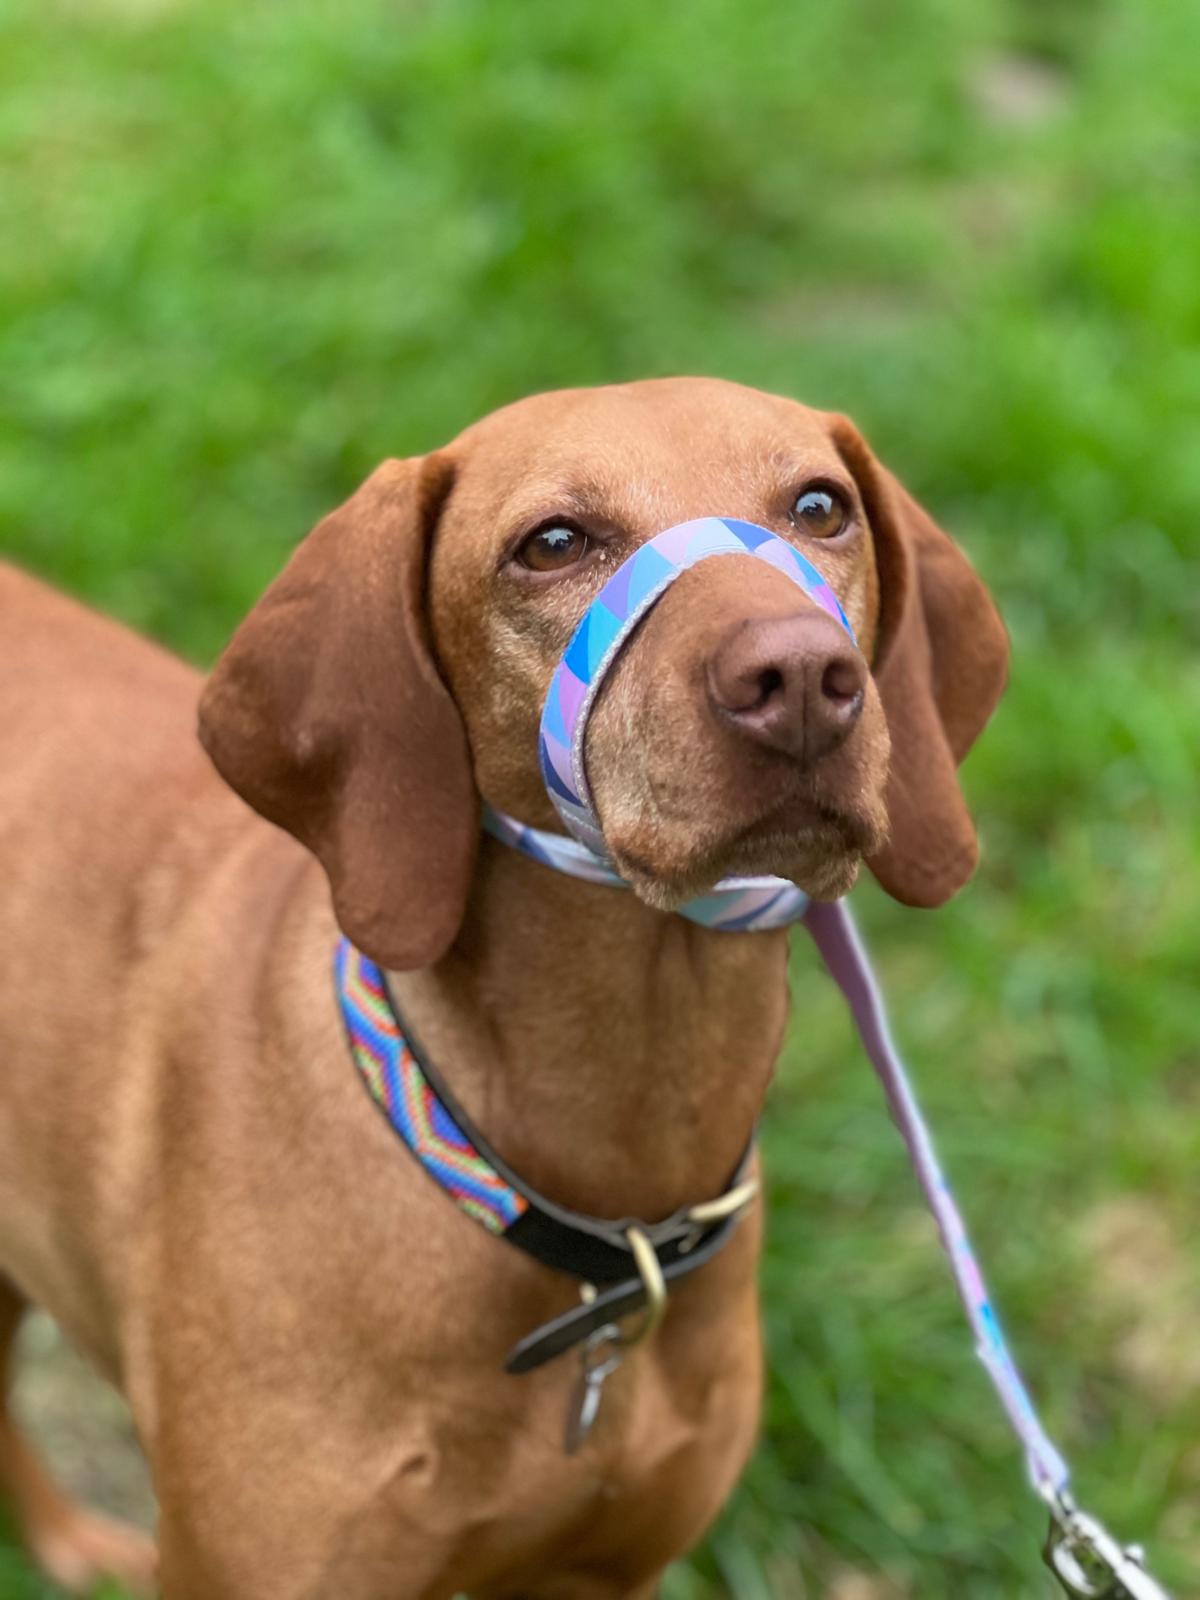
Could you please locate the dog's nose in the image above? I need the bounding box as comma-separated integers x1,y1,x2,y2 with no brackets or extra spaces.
706,611,866,764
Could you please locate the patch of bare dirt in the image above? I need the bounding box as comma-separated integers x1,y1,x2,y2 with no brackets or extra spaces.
967,54,1072,128
14,1313,155,1530
826,1571,907,1600
1077,1195,1200,1408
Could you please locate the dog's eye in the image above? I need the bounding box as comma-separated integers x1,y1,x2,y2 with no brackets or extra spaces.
792,486,849,539
516,524,590,572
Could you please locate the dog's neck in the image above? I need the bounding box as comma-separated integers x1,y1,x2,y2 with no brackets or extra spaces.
388,835,792,1222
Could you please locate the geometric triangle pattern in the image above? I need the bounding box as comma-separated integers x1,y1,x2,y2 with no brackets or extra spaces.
334,940,528,1234
537,515,856,864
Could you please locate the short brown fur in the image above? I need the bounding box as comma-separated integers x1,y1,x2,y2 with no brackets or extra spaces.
0,379,1006,1598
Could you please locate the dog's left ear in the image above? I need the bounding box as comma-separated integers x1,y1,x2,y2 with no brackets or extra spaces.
198,454,479,970
828,414,1009,907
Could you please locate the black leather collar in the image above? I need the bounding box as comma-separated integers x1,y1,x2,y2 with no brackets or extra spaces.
334,937,756,1374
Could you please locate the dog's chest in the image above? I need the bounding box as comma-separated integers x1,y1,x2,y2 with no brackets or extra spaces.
361,1327,762,1596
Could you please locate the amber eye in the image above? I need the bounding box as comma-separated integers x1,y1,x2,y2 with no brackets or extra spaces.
793,485,849,538
516,523,590,572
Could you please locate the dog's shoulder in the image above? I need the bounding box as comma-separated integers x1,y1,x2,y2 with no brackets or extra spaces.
0,559,200,711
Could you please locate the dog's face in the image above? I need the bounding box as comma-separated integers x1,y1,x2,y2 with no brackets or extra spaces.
431,381,889,907
199,378,1008,969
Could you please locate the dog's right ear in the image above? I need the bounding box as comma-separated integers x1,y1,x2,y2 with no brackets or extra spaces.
198,456,478,971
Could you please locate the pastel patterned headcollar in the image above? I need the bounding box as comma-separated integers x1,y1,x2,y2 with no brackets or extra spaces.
337,516,1163,1583
485,516,854,932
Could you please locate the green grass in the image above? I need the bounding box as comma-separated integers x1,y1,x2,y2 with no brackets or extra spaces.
2,0,1198,1595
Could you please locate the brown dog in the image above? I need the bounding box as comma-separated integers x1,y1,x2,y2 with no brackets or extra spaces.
0,378,1006,1598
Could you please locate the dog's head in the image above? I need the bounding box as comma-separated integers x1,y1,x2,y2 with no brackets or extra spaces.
199,379,1007,968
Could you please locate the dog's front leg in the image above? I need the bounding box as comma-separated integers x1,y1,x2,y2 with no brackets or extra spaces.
0,1282,157,1596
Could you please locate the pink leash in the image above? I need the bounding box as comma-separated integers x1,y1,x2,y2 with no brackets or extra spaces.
803,900,1070,1497
494,515,1174,1598
804,900,1171,1600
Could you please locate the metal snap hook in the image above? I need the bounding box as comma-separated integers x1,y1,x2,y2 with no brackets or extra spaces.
1043,1490,1174,1600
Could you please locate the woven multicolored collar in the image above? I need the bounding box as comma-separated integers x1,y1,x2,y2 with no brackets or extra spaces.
334,938,755,1372
335,941,527,1234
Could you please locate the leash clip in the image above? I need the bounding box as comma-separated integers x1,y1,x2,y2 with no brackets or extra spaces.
1043,1487,1173,1600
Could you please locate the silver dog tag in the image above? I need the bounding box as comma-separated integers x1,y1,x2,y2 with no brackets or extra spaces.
565,1367,607,1454
564,1325,623,1455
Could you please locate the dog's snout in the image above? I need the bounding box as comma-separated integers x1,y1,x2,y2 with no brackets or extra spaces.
706,612,866,764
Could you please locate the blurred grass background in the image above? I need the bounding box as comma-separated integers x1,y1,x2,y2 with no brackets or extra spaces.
1,0,1197,1595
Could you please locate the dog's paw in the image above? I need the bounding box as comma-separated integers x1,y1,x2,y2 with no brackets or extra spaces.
28,1505,158,1597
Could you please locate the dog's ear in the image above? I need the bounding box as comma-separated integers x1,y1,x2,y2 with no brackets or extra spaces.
198,455,478,969
828,415,1009,907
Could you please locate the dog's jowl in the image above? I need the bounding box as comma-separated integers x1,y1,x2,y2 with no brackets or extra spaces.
0,379,1006,1600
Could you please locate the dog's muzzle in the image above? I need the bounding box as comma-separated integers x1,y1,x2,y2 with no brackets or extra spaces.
484,517,856,932
537,515,856,853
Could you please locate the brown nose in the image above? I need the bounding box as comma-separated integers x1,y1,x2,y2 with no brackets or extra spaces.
706,611,866,764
